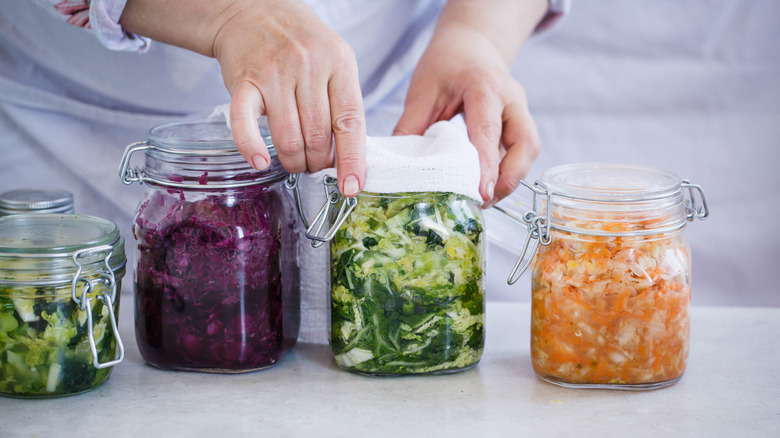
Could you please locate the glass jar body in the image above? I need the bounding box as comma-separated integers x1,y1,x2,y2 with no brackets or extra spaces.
329,192,485,375
0,274,122,398
530,229,691,389
132,182,300,373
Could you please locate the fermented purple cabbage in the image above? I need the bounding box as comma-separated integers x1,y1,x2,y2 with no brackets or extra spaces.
133,183,298,372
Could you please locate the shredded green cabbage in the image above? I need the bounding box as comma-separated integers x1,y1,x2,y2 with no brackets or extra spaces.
0,280,119,398
330,193,485,374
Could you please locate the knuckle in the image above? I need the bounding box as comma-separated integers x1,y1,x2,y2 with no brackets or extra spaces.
331,110,364,135
513,81,528,100
328,36,356,63
466,66,500,91
304,129,332,150
337,153,364,170
521,130,541,159
286,41,315,68
275,137,306,155
229,70,264,92
283,161,307,174
528,136,541,159
476,120,503,145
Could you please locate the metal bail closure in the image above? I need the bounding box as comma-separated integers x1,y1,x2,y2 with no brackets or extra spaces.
71,245,125,370
118,140,152,185
682,179,710,222
286,173,310,229
502,180,552,285
305,175,357,248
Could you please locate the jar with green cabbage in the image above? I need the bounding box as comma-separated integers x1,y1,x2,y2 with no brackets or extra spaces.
329,192,485,375
0,214,125,398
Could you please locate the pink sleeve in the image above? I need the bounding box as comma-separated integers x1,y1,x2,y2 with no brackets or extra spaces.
535,0,572,34
34,0,151,52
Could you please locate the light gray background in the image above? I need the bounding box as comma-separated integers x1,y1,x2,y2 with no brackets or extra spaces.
1,1,777,308
486,0,780,306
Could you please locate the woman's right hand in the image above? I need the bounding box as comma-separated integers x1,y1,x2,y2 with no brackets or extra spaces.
121,0,367,196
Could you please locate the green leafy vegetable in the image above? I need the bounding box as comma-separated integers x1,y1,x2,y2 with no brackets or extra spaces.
330,192,485,374
0,280,119,398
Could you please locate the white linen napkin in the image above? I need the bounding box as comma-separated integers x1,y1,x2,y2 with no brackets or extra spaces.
312,120,482,202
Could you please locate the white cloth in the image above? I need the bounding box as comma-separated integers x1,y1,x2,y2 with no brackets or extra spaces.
312,120,482,202
209,106,483,200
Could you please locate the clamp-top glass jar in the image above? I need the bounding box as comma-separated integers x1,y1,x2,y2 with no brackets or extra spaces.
119,119,300,373
505,163,708,390
305,178,485,375
0,214,125,398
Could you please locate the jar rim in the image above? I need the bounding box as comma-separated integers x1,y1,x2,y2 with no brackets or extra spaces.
540,163,682,203
0,214,126,286
139,119,287,188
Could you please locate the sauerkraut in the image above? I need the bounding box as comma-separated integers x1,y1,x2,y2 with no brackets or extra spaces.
330,193,485,375
531,218,691,387
133,184,293,372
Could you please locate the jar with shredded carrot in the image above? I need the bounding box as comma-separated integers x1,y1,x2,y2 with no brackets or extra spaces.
505,163,708,389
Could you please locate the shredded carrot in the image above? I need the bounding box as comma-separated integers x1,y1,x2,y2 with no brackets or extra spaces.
530,213,691,386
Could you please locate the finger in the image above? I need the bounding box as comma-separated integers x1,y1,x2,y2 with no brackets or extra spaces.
463,87,503,205
393,88,443,136
230,81,271,170
490,98,541,207
265,87,308,174
328,63,366,197
296,76,334,172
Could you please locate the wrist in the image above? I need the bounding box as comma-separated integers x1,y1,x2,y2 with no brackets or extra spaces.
425,24,510,72
432,0,548,65
120,0,253,57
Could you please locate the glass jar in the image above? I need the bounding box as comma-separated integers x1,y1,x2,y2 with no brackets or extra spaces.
0,188,75,216
306,178,485,375
505,163,708,389
0,214,126,398
119,120,300,373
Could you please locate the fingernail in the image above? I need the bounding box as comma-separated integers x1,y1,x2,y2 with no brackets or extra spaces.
486,180,495,200
343,175,360,197
252,154,269,170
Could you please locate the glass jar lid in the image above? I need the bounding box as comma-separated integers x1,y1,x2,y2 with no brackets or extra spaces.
0,214,126,286
147,120,275,155
539,163,689,236
119,118,287,188
0,188,75,216
541,163,682,203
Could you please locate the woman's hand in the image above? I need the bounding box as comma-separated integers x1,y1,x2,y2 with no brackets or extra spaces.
393,0,547,208
121,0,366,196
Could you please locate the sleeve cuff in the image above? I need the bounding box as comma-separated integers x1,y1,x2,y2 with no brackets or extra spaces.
89,0,151,53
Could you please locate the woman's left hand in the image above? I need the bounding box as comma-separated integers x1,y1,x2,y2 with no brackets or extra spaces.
393,0,547,208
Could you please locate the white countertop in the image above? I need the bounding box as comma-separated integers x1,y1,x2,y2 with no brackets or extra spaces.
1,301,778,437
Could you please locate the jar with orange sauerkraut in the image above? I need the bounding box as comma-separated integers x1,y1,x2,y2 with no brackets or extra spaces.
503,163,708,390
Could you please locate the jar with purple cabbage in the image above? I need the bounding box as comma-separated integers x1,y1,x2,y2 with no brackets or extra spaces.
119,119,300,373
